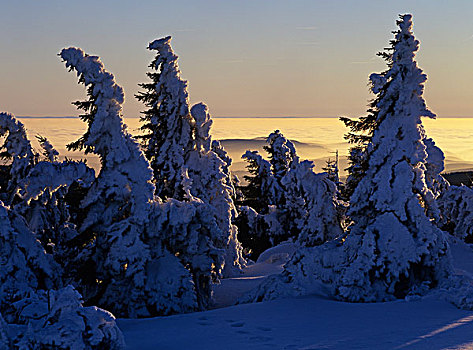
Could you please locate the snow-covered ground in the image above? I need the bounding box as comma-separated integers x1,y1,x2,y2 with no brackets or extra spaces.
118,239,473,350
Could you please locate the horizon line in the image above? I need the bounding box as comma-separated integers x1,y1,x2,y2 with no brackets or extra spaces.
16,115,473,119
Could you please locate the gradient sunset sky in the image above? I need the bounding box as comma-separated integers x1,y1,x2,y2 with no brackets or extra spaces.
1,0,473,118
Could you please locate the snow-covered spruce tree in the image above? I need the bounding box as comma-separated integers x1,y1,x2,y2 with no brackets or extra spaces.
14,160,95,274
36,135,59,162
13,286,125,350
0,112,37,204
0,314,8,350
438,185,473,242
0,201,58,323
60,47,197,317
135,36,195,200
136,37,245,276
264,130,298,184
244,14,453,303
340,38,448,203
282,160,343,247
236,150,280,258
239,150,278,213
238,132,342,259
189,103,245,276
212,139,243,204
148,191,223,311
424,137,449,198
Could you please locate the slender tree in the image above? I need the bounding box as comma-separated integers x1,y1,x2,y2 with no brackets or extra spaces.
136,37,245,276
135,36,195,200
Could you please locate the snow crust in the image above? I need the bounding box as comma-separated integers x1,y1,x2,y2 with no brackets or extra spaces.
119,238,473,350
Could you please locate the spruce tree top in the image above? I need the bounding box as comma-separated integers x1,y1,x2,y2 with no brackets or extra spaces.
351,13,436,221
136,36,195,199
338,14,452,300
0,112,38,202
60,47,155,226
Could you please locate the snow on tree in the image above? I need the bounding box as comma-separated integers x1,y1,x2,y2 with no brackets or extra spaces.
192,102,213,152
282,160,343,247
423,136,449,198
188,103,245,276
149,197,223,310
264,130,298,183
244,14,453,303
438,185,473,242
36,135,59,162
12,286,125,350
340,31,448,203
136,37,245,277
60,47,196,317
303,14,452,301
236,150,279,259
0,112,37,204
342,146,367,201
0,315,8,350
0,201,58,323
237,132,342,261
14,160,95,272
322,157,339,186
135,36,195,200
240,150,278,213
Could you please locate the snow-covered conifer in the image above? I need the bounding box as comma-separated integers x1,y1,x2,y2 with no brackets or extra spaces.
36,135,59,162
0,112,37,203
135,36,195,200
245,14,452,303
264,130,298,183
149,198,224,310
14,160,95,270
438,185,473,242
212,139,242,203
306,14,451,301
60,47,196,317
0,314,8,350
282,160,343,246
424,137,449,198
13,286,125,350
137,37,245,277
0,202,57,323
238,132,342,259
240,150,278,213
188,103,245,275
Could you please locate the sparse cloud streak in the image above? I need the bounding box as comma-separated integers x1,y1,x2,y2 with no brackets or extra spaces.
296,26,317,31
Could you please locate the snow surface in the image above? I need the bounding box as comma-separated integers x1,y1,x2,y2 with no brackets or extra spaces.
118,238,473,350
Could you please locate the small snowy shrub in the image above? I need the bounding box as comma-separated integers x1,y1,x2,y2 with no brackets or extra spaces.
438,185,473,242
13,286,125,350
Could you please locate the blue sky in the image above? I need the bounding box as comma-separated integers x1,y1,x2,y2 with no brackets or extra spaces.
1,0,472,117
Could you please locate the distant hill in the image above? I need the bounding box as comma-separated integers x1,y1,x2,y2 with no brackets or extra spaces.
443,171,473,187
